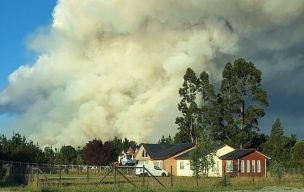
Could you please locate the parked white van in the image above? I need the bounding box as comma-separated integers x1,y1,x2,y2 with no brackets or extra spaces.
135,164,169,176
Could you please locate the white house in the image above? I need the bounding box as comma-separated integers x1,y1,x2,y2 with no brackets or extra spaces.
175,144,235,177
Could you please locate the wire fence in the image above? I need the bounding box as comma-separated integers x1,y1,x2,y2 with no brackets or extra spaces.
0,160,167,187
1,160,304,189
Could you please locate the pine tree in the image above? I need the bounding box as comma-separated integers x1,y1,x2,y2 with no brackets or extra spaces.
175,68,216,143
263,118,285,163
175,68,200,143
218,58,268,148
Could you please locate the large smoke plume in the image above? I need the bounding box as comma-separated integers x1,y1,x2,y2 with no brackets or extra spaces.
1,0,304,145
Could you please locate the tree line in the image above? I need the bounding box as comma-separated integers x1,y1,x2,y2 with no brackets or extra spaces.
0,134,137,166
169,58,303,172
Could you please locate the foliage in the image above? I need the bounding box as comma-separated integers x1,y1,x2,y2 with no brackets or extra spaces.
262,118,285,163
0,164,5,179
158,135,174,144
0,133,138,167
190,129,217,176
262,118,297,166
175,68,200,143
249,133,268,151
290,140,304,167
109,137,137,160
76,147,85,165
216,58,268,148
43,146,55,165
83,139,115,166
175,68,216,143
0,133,43,163
59,145,77,164
102,141,116,165
83,139,104,165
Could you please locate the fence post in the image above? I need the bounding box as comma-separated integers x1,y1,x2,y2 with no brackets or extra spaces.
142,165,145,186
114,165,117,187
59,165,62,187
170,165,173,188
87,165,89,185
37,171,39,187
31,165,33,182
278,167,282,184
252,165,255,185
223,169,227,186
196,165,198,187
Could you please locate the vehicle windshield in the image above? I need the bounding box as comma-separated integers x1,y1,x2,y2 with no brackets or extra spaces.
154,166,161,170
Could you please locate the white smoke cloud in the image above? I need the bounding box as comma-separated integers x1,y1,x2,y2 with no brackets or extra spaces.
1,0,304,145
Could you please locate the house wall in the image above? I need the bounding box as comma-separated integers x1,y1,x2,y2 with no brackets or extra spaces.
222,151,268,177
164,147,195,176
175,145,234,177
163,156,177,176
208,145,235,177
135,145,154,165
176,160,193,176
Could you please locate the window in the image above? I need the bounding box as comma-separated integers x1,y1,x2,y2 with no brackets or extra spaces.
142,149,147,157
246,160,250,173
252,160,256,173
241,160,245,173
180,161,184,170
226,160,233,172
257,160,261,173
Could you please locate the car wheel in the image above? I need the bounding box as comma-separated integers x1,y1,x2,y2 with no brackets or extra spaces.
161,172,166,176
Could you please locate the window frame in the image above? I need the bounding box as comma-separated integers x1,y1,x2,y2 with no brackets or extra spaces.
252,160,256,173
246,160,250,173
241,160,245,173
226,160,233,172
180,161,184,170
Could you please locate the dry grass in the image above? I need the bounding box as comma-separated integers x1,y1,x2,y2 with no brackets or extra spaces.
3,172,303,192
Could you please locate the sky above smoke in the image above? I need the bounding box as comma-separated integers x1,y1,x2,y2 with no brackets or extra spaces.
0,0,303,146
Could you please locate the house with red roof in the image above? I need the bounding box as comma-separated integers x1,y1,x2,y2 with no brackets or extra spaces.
219,149,270,177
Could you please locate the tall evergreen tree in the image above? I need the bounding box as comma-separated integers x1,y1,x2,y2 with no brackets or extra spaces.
218,58,268,148
176,68,218,179
197,71,217,136
175,68,200,143
263,118,285,163
175,68,216,143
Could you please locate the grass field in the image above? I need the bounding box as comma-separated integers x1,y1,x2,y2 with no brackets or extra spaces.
1,173,303,192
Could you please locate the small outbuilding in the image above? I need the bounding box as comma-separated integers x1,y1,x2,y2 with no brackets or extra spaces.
219,149,270,177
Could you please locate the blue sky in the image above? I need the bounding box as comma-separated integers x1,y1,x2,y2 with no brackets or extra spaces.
0,0,57,132
0,0,56,90
0,0,303,145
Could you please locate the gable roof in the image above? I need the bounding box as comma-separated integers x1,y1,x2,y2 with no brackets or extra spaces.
174,144,235,160
142,143,194,160
219,149,270,160
174,151,191,160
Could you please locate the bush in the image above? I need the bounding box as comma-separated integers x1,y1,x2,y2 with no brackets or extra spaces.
0,165,6,179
